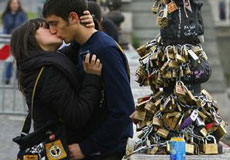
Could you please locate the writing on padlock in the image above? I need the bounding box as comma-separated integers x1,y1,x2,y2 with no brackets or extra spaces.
179,109,198,130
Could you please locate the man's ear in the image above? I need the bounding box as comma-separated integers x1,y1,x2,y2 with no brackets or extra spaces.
68,12,80,24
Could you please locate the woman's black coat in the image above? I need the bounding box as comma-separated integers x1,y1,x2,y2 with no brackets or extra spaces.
19,51,102,143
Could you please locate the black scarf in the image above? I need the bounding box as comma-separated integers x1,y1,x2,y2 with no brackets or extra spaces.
18,50,80,91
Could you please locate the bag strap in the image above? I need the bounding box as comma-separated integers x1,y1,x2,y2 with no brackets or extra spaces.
115,42,131,81
21,66,45,136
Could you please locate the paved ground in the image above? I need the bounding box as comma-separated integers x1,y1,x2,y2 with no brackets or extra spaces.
0,45,229,159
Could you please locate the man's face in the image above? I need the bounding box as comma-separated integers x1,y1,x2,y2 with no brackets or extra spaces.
45,14,74,43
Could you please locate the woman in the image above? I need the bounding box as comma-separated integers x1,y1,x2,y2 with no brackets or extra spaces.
2,0,28,84
10,16,102,155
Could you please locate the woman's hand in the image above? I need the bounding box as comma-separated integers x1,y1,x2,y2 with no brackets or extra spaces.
83,53,102,76
80,10,95,28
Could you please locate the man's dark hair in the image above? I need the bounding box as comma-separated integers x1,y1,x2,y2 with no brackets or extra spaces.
42,0,88,21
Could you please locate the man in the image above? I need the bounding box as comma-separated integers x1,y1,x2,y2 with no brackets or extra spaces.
42,0,135,160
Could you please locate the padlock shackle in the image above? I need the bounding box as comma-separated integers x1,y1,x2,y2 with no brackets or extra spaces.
205,135,217,144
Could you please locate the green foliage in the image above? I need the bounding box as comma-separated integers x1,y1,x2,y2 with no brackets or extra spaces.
132,33,140,49
27,12,38,20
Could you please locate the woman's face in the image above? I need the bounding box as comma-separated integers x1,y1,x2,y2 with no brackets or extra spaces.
35,24,63,52
10,0,20,13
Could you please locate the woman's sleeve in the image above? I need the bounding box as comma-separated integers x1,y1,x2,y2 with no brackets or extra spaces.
38,66,101,129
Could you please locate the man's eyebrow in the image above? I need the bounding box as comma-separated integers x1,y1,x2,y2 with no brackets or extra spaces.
47,20,58,24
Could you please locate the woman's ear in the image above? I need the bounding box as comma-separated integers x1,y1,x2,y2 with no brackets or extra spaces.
68,12,80,24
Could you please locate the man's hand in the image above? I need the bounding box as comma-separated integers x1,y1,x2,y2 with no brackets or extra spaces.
68,144,85,160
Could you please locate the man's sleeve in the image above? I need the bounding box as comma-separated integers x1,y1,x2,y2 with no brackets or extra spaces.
79,46,135,156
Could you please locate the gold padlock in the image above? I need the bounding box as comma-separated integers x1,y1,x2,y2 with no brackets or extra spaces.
153,88,164,99
147,146,159,155
186,137,195,155
136,99,149,110
160,60,170,72
152,116,163,127
153,98,162,107
137,45,148,57
156,5,168,28
170,112,181,130
184,64,191,75
202,135,218,155
179,66,184,78
198,111,208,121
177,103,182,112
168,60,179,69
175,114,184,130
145,101,155,115
174,81,186,97
162,70,172,79
186,90,197,104
135,66,148,86
200,127,208,137
192,45,202,55
157,128,169,138
133,110,146,122
183,45,189,61
172,69,178,78
167,0,178,13
152,0,160,14
175,53,186,63
213,120,227,141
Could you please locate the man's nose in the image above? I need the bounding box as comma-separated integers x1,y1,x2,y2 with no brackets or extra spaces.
49,26,57,34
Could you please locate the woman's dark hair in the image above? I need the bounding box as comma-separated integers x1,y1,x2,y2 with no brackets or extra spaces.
10,18,46,92
1,0,24,20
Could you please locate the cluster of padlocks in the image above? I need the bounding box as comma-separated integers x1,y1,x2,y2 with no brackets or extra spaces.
125,0,227,158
